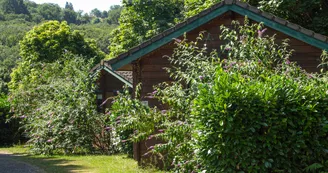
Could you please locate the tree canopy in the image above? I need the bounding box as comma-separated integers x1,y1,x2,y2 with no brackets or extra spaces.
0,0,29,14
19,21,103,62
9,21,104,91
108,0,184,58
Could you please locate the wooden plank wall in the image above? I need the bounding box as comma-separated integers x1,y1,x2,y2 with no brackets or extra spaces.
99,70,126,111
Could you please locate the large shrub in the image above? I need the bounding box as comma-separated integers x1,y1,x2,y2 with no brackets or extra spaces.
9,54,110,154
194,65,328,172
193,21,328,172
109,33,218,170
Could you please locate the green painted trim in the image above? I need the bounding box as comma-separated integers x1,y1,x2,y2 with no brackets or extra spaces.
229,5,328,51
111,6,230,70
91,66,133,88
111,4,328,70
103,67,133,88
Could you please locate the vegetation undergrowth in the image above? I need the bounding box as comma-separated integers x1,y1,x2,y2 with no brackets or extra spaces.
109,19,328,172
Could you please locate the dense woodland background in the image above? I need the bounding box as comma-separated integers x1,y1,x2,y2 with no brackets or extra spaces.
0,0,122,96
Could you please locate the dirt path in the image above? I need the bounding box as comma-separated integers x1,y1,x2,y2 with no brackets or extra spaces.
0,153,44,173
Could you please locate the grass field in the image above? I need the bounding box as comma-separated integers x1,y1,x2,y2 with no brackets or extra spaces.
0,146,162,173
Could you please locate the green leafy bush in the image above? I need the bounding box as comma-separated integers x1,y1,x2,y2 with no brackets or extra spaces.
0,94,18,146
195,66,328,172
9,54,110,154
109,85,161,157
193,21,328,172
110,34,218,170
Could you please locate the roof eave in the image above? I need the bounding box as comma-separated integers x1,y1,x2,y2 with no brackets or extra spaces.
109,1,328,71
90,64,133,88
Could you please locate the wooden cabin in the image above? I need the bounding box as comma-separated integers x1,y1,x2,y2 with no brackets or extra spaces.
91,0,328,166
90,61,132,112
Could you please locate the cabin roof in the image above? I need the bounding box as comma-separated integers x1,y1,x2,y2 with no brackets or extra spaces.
94,0,328,71
90,61,133,88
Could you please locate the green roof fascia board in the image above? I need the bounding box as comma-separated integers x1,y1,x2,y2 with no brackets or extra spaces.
103,66,133,88
229,5,328,51
111,4,328,70
91,65,133,88
111,5,230,70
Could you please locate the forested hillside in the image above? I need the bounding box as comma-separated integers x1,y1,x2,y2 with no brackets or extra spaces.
0,0,121,95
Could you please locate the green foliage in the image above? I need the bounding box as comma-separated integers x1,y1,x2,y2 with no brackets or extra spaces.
91,17,100,24
9,20,105,111
305,163,325,173
0,94,22,146
0,0,119,25
105,5,122,25
109,19,328,172
183,0,222,18
109,85,160,156
62,8,77,24
193,21,328,172
0,20,33,47
195,66,328,172
71,23,117,54
19,20,103,63
0,94,11,145
254,0,328,36
0,20,33,94
5,19,117,153
110,34,218,170
183,0,328,36
0,0,29,14
90,8,101,18
64,2,74,10
9,54,108,154
0,94,9,113
37,3,62,21
108,0,184,58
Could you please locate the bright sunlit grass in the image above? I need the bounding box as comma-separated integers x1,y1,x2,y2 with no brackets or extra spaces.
0,146,162,173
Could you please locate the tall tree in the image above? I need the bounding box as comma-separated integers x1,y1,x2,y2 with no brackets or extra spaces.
18,21,103,63
108,0,184,57
0,0,29,14
101,10,108,18
183,0,328,35
106,5,122,25
64,1,74,10
90,8,101,18
62,8,76,23
37,3,62,21
253,0,328,36
10,20,104,91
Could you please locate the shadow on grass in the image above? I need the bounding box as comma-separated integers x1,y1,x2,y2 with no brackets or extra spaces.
6,153,88,173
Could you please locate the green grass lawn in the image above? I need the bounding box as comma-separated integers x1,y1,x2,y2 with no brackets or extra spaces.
0,146,162,173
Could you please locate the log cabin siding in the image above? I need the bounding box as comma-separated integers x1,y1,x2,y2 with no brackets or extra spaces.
98,70,127,111
136,11,322,109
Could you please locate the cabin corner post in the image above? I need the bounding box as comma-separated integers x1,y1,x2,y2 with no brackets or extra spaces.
101,70,106,113
132,60,142,99
132,60,142,163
